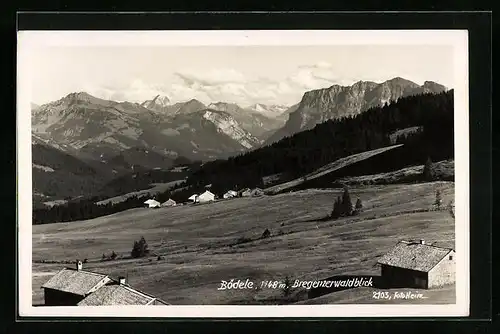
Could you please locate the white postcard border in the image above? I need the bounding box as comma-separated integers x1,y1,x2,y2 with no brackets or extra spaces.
17,29,469,318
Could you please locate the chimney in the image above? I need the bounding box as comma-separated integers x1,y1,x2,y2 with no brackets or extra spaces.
118,276,126,285
76,260,83,271
420,239,426,245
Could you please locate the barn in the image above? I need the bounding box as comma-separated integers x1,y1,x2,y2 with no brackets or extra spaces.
198,190,215,203
41,261,111,306
188,194,199,203
377,240,455,289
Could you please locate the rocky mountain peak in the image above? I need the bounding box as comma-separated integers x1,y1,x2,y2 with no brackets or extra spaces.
265,77,447,145
152,94,171,106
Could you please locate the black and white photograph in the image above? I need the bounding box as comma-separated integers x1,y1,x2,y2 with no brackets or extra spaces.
17,30,469,317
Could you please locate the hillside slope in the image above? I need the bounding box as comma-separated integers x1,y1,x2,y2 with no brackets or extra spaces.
32,182,455,305
32,142,108,202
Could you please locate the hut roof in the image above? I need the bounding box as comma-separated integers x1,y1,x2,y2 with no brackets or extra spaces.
144,199,160,206
42,268,109,296
162,198,176,206
377,241,454,272
200,190,215,197
77,281,169,306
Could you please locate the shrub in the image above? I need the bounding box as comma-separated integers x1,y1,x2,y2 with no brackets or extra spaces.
110,251,117,260
261,229,271,239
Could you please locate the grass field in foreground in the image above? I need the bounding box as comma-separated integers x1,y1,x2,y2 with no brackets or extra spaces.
32,182,455,305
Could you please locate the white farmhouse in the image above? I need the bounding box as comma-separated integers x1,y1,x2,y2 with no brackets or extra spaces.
223,190,238,199
198,190,215,203
144,199,161,208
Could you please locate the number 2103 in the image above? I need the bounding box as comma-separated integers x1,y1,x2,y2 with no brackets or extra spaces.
372,291,391,300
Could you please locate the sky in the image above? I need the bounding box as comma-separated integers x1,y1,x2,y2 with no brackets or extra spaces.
29,45,454,107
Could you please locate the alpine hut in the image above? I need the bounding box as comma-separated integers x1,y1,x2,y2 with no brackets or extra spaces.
161,198,177,207
377,240,455,289
239,188,252,197
41,261,112,306
144,199,161,208
77,276,169,306
223,190,238,199
198,190,215,203
41,261,170,306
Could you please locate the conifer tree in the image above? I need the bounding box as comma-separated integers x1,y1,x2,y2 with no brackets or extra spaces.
434,189,443,210
354,198,363,214
423,157,433,181
341,187,353,216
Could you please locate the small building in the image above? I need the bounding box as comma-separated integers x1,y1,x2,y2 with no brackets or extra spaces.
42,262,169,306
77,277,169,306
144,199,161,208
377,240,455,289
161,198,176,207
188,194,199,203
41,261,112,306
239,188,251,197
223,190,238,199
198,190,215,203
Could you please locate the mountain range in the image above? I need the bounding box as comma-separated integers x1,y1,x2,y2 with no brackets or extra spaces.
264,78,446,144
31,77,447,203
31,93,280,163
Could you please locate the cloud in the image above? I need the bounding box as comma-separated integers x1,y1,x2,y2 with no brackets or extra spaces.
299,61,333,70
174,68,247,87
84,79,172,103
85,63,380,107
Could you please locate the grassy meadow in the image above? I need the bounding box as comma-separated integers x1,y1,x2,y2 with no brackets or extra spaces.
32,182,455,305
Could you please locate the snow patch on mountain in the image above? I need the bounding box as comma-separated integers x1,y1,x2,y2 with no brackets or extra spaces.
141,94,171,112
247,103,289,118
